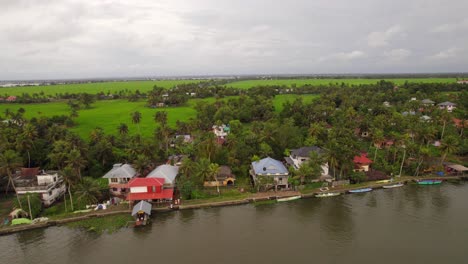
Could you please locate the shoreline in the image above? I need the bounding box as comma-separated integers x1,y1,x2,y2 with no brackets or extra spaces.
1,175,466,236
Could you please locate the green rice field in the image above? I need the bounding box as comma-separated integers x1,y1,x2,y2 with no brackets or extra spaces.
0,80,202,96
0,95,317,138
226,78,458,89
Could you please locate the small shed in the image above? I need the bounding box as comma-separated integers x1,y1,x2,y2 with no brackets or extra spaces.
446,164,468,176
131,200,152,226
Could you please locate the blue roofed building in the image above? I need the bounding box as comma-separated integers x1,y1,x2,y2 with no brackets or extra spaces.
250,157,290,190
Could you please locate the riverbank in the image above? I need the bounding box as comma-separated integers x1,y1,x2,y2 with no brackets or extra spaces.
1,175,466,236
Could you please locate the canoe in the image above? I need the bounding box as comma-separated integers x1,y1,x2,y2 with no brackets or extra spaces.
417,180,442,185
277,195,301,202
315,192,341,198
382,183,404,189
348,188,373,193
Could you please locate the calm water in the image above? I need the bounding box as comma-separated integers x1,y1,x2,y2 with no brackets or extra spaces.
2,182,468,264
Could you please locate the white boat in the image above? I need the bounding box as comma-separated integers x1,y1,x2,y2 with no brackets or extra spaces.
315,192,341,198
382,183,404,189
277,195,301,202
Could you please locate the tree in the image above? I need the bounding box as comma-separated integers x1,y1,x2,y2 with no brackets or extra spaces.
65,148,87,179
14,193,42,219
439,136,459,165
195,158,211,185
74,177,102,206
61,166,77,212
133,154,149,176
0,150,23,208
131,111,142,134
208,163,220,195
118,123,129,136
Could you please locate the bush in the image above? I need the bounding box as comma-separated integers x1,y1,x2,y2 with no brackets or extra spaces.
14,193,42,219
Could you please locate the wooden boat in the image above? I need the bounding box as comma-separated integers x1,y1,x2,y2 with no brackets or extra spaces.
348,188,373,193
382,183,404,189
132,200,152,226
277,195,301,202
315,192,341,198
417,179,442,185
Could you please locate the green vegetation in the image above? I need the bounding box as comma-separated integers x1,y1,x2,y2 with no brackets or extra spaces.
227,78,458,89
0,80,200,96
65,213,133,233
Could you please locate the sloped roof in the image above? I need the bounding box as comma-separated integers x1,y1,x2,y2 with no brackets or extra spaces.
127,189,173,201
438,101,456,106
421,99,435,104
147,165,179,184
217,165,234,179
447,164,468,172
252,157,288,175
131,200,152,216
290,146,323,157
103,164,137,179
128,177,165,187
353,153,372,165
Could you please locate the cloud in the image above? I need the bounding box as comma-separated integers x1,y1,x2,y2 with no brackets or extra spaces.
367,25,403,47
428,48,458,60
319,50,366,62
384,49,411,61
431,19,468,33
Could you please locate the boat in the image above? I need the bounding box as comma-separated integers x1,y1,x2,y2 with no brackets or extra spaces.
277,195,301,202
315,192,341,198
132,200,152,226
382,183,404,189
376,179,392,184
348,188,373,193
417,179,442,185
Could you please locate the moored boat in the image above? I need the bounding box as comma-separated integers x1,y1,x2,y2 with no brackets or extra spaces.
132,200,152,226
315,192,341,198
382,183,404,189
348,188,373,193
417,179,442,185
277,195,301,202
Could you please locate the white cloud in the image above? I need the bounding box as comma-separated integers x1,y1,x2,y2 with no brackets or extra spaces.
431,19,468,33
319,50,366,62
428,48,458,59
367,25,403,47
384,49,411,61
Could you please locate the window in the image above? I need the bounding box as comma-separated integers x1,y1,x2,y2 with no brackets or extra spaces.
112,188,118,191
111,178,118,183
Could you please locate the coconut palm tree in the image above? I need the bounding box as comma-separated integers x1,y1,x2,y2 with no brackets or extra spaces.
61,166,77,211
195,158,211,185
439,136,459,165
74,178,101,206
133,154,149,176
208,163,220,195
65,148,87,179
0,150,23,208
118,123,129,136
131,111,142,135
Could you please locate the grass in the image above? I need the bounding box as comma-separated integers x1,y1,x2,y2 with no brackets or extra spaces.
0,80,203,96
65,213,133,233
0,95,313,138
182,189,250,206
227,78,458,89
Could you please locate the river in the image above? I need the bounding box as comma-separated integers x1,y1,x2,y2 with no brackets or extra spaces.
1,182,468,264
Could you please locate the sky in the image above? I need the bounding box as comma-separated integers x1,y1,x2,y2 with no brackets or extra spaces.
0,0,467,80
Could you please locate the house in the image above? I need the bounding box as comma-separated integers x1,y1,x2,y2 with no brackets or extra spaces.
457,80,468,84
438,101,456,112
170,134,193,147
284,146,329,177
374,139,394,149
251,157,290,190
102,163,137,197
14,168,66,207
420,115,432,122
421,99,435,106
212,124,230,138
444,164,468,176
383,101,390,107
166,154,188,166
353,153,372,172
147,164,179,188
453,118,467,129
204,165,236,187
6,96,17,102
126,178,173,202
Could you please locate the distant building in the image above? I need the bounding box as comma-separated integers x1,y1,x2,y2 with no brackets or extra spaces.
421,99,435,106
6,96,17,102
457,80,468,84
353,153,372,172
437,101,456,112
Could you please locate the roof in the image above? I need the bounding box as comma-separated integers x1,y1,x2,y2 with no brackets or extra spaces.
353,153,372,165
447,164,468,172
131,200,152,216
147,165,179,184
438,101,456,106
103,164,137,179
128,177,165,187
421,99,435,104
217,165,234,179
21,167,40,177
252,157,288,175
127,189,173,201
290,146,323,157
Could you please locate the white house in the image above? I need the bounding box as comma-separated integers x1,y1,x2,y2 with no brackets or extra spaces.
103,163,137,197
284,146,329,177
15,169,66,207
437,101,456,112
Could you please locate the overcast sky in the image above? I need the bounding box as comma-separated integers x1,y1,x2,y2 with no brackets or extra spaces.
1,0,467,80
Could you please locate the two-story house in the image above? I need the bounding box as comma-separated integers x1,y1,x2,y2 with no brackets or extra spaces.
15,168,66,207
103,163,137,197
126,178,174,203
251,157,290,190
284,146,329,177
146,164,179,188
437,101,456,112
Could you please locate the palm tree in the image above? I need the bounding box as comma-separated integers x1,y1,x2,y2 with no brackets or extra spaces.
61,166,77,211
154,111,168,125
195,158,211,184
74,178,102,206
131,111,142,135
133,154,149,176
208,163,220,195
65,149,87,179
439,136,459,165
118,123,129,136
0,150,23,208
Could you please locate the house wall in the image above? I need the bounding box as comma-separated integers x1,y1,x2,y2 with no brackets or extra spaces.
130,186,147,193
37,174,58,185
290,155,329,176
41,183,66,206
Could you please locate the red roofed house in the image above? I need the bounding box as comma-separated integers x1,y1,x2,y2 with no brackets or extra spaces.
6,96,17,102
127,177,174,202
353,153,372,172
